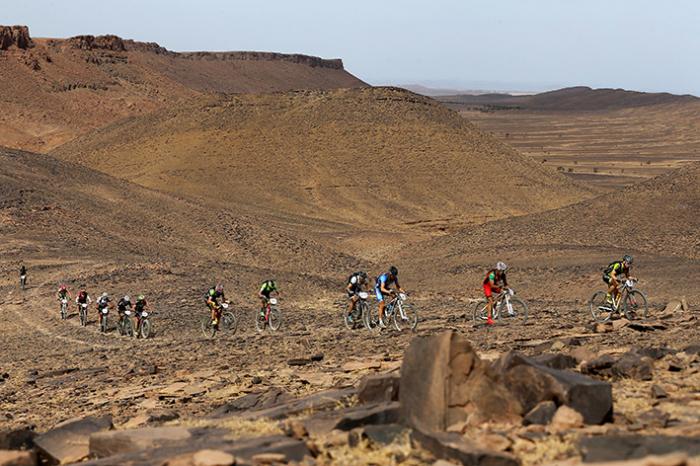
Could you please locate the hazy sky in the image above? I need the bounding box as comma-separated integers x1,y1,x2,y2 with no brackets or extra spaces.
4,0,699,94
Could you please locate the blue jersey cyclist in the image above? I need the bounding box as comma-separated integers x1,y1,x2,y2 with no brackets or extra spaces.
375,266,405,328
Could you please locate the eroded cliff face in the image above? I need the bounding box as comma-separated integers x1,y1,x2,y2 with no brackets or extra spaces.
0,25,33,50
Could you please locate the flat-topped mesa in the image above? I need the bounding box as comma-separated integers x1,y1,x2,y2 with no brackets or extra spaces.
0,25,33,50
67,35,126,51
178,51,344,69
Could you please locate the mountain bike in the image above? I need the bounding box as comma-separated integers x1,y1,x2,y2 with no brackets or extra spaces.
383,293,418,332
78,303,89,326
135,310,153,339
20,275,26,290
589,278,647,322
344,291,369,330
99,306,109,333
117,310,135,337
59,298,68,320
255,298,281,333
472,288,528,324
201,302,237,338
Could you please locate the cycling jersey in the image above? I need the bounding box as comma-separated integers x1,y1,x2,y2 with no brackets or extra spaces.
97,297,110,309
604,261,628,277
77,292,90,304
375,273,399,302
260,281,277,298
483,269,508,287
135,299,147,313
57,290,69,299
347,273,365,295
117,298,132,312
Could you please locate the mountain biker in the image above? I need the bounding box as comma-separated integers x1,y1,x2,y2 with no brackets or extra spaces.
258,280,279,315
346,271,369,322
117,295,132,325
375,266,404,328
19,264,27,288
603,255,635,307
56,284,72,302
483,262,509,326
207,284,227,328
134,295,149,334
76,289,92,314
96,292,111,315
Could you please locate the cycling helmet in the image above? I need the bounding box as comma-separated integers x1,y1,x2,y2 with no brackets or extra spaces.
137,294,145,301
359,271,368,280
215,284,224,293
101,292,108,299
123,295,130,302
389,266,398,276
623,255,633,265
59,284,67,291
496,261,508,271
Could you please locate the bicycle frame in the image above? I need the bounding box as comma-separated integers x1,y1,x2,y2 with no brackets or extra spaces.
386,294,408,320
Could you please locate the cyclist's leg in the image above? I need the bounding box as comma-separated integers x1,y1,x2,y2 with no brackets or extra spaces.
347,293,358,315
376,287,386,325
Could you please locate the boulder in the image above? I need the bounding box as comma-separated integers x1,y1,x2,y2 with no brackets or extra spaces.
613,318,631,331
400,331,523,432
303,402,400,436
651,385,668,399
34,415,112,464
550,405,584,430
522,401,557,426
411,429,519,466
89,426,192,458
0,427,35,450
496,352,613,424
579,435,700,462
357,373,400,404
532,353,577,370
582,351,653,380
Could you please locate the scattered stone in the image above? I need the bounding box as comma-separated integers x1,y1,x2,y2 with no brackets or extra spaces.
636,347,675,360
251,376,263,385
473,433,512,452
310,354,324,362
357,373,400,404
665,356,685,372
89,426,192,458
662,300,683,315
341,360,382,372
400,331,523,432
569,347,596,364
433,461,460,466
34,415,112,465
550,340,566,352
251,452,286,464
411,428,519,466
236,388,355,421
612,352,654,380
283,420,307,440
191,449,236,466
523,400,557,426
594,322,613,333
550,405,584,431
637,409,670,428
613,318,631,331
628,322,667,332
287,359,311,367
0,450,35,466
651,385,668,399
348,424,407,447
210,388,292,417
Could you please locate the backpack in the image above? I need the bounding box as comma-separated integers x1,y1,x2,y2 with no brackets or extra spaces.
603,261,621,275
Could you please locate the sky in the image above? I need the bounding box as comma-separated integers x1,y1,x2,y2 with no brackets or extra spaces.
4,0,699,94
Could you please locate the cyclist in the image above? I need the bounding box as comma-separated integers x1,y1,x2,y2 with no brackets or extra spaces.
483,262,509,326
375,266,404,328
19,264,27,289
258,280,279,316
346,271,369,323
603,255,635,307
96,292,111,316
117,295,132,326
134,295,149,335
75,289,92,314
206,284,227,328
56,284,72,302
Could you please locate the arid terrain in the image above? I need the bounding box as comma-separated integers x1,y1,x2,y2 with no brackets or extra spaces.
439,87,700,190
1,26,699,466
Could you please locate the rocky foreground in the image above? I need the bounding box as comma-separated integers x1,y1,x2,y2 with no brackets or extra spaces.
1,307,699,466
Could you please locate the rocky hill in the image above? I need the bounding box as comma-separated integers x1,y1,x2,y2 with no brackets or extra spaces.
52,87,594,231
0,25,367,152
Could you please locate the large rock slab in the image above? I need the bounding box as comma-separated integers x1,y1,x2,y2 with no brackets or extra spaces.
357,373,400,404
89,426,192,458
411,428,519,466
232,387,355,421
34,415,112,464
400,331,523,432
302,402,400,436
579,435,700,462
582,351,653,380
0,427,35,450
496,352,612,424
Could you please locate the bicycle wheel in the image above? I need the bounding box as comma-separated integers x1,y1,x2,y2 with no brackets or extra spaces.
363,303,380,333
590,291,614,322
100,315,108,333
123,317,134,337
471,299,489,323
60,304,67,320
502,297,528,324
79,309,87,327
623,290,648,321
393,301,418,332
201,315,216,338
268,308,282,331
255,308,267,333
140,319,152,339
222,311,237,334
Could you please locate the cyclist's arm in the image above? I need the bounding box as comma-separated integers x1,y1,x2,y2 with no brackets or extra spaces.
502,273,509,288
